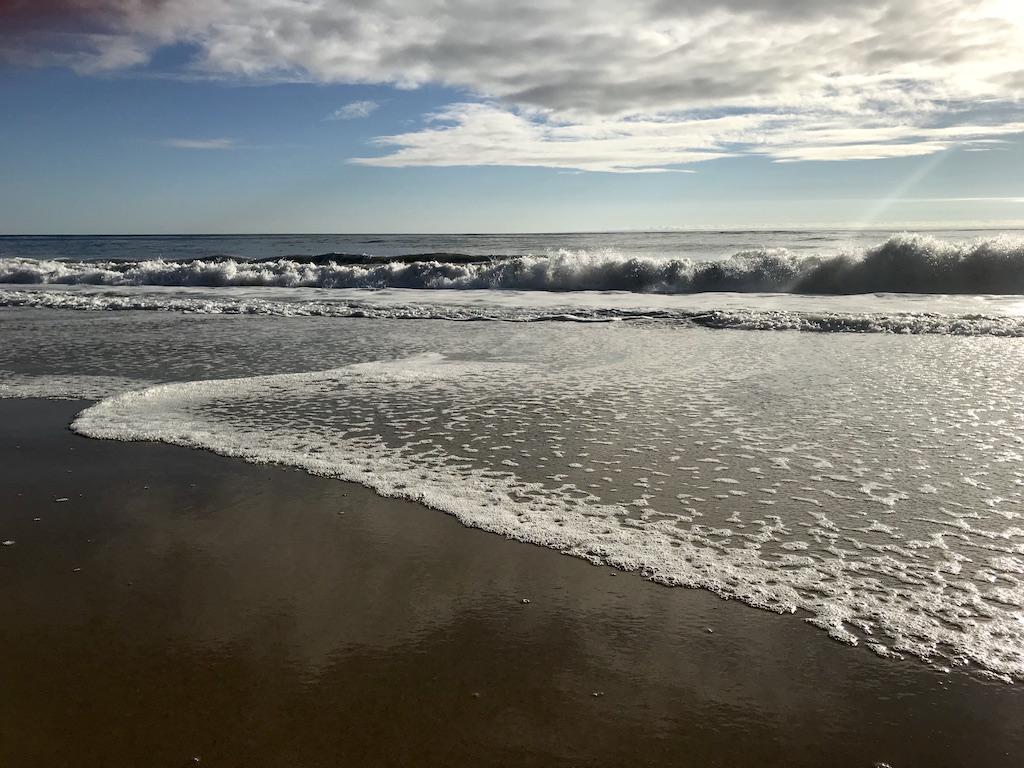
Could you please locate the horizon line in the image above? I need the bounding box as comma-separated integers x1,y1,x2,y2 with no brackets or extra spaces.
3,225,1024,238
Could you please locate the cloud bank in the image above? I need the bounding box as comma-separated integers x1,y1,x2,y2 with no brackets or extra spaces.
2,0,1023,171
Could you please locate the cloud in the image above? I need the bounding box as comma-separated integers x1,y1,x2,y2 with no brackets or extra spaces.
350,103,1024,172
160,137,237,149
352,103,739,172
326,100,379,121
0,1,157,72
3,1,1024,171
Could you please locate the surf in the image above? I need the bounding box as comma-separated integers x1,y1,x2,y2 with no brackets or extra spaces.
4,234,1024,295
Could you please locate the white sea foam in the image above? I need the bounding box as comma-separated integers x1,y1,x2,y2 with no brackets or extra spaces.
68,345,1024,681
4,287,1024,336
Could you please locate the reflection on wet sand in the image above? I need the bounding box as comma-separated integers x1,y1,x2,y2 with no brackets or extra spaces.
1,400,1022,767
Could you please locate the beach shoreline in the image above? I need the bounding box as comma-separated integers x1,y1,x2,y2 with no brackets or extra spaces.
1,398,1022,767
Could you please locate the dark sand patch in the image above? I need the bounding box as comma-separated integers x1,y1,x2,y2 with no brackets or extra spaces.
1,399,1022,767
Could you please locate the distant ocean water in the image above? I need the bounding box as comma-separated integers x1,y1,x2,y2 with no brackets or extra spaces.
3,229,1024,682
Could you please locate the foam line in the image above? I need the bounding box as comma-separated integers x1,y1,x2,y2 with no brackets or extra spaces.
4,288,1024,336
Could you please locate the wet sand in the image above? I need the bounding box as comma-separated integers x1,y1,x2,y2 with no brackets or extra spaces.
1,399,1022,768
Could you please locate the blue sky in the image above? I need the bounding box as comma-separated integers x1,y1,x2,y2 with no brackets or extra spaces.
1,0,1023,233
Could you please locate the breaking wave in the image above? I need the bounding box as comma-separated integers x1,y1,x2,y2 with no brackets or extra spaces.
3,234,1024,295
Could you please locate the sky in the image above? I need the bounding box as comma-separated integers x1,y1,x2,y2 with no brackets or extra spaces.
1,0,1023,233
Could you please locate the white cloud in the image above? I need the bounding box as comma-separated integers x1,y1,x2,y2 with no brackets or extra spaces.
326,100,379,121
4,1,1024,171
160,137,238,150
352,103,741,172
351,103,1024,172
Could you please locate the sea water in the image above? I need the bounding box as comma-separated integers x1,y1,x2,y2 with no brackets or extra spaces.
2,230,1023,681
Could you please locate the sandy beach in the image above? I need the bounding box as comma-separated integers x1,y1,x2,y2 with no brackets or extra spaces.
1,398,1021,767
6,0,1024,762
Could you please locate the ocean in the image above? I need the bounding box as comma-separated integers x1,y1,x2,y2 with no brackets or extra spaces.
3,228,1024,683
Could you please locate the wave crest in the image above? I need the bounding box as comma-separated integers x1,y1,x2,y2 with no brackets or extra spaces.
2,234,1024,295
